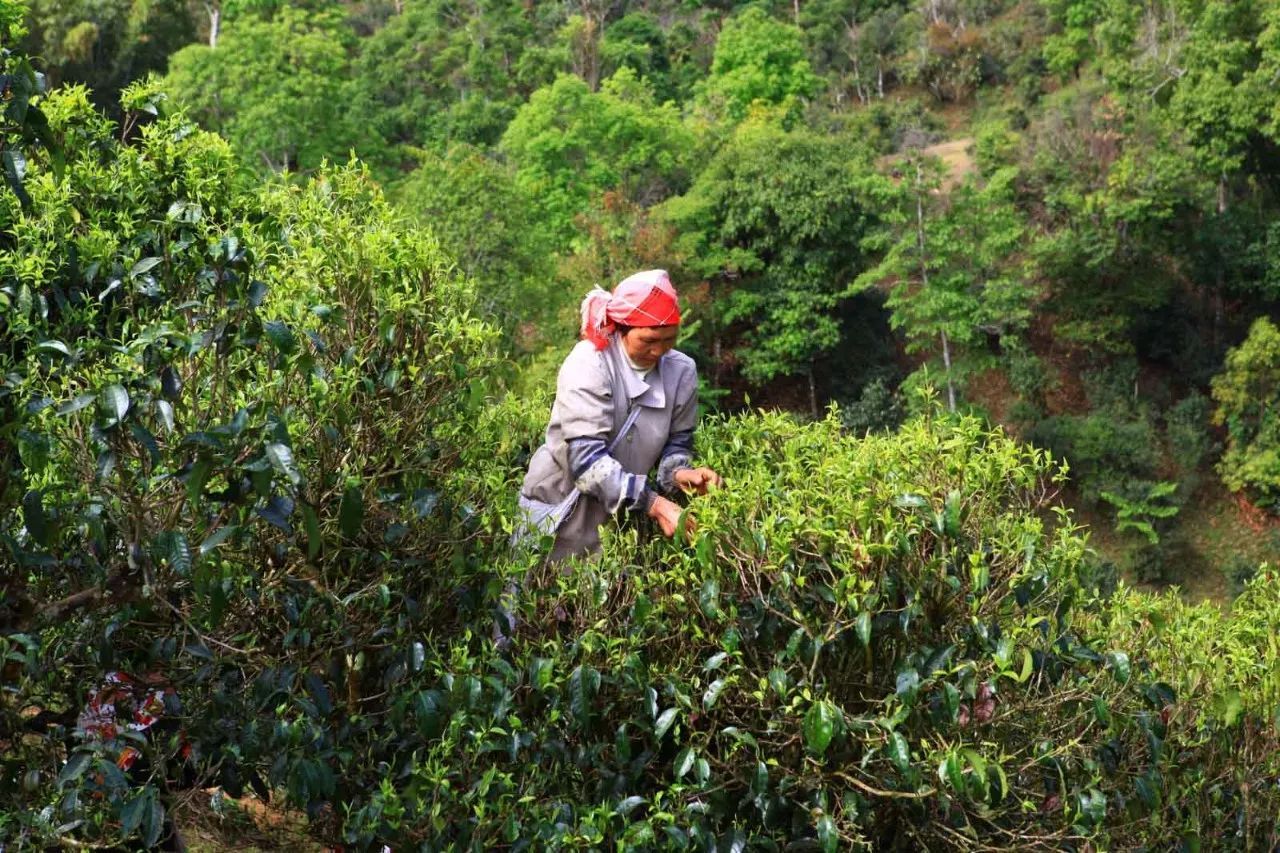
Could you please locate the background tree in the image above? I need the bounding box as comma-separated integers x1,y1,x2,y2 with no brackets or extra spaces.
1211,316,1280,510
662,118,890,410
162,7,371,174
350,0,553,156
392,143,559,347
700,6,822,124
500,69,693,244
601,11,676,102
856,161,1033,412
22,0,196,109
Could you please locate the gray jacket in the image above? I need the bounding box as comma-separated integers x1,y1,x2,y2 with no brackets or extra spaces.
520,334,698,561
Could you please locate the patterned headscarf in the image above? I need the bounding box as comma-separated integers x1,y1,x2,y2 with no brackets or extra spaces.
579,269,681,351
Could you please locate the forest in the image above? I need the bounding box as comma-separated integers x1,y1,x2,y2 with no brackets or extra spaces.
4,0,1280,848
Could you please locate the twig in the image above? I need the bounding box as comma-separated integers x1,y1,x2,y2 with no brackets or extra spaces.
832,770,936,800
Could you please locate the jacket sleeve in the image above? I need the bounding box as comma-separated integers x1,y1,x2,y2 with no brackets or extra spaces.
557,347,652,514
656,363,698,494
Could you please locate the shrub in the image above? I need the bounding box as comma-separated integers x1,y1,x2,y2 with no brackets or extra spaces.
344,410,1278,849
837,377,906,435
1165,390,1215,493
1028,409,1161,504
1212,316,1280,510
0,77,498,847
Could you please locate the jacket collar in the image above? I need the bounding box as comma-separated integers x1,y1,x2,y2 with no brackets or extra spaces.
607,334,667,409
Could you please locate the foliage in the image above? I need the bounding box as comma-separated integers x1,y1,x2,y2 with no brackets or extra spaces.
12,0,1280,846
701,7,821,124
602,11,677,103
349,0,555,155
836,377,905,436
1212,316,1280,511
162,7,373,174
1024,84,1206,355
662,117,890,386
556,187,681,323
1028,410,1161,506
1100,481,1180,546
339,408,1279,849
855,162,1034,412
392,143,559,346
1165,391,1215,493
1080,571,1280,843
22,0,196,109
0,75,498,847
1041,0,1102,78
501,69,693,244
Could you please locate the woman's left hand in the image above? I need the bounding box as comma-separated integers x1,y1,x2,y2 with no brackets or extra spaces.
674,467,723,496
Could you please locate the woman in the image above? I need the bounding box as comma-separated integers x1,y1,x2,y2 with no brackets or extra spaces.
518,269,721,561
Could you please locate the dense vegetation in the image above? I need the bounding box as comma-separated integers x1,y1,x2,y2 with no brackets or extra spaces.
5,0,1280,848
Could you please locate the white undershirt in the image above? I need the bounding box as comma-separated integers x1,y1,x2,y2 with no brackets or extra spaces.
625,354,652,382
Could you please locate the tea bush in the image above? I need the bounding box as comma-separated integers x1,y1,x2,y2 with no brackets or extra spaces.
334,409,1280,850
0,67,500,846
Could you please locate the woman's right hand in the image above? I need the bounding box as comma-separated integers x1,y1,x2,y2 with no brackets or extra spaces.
648,495,693,539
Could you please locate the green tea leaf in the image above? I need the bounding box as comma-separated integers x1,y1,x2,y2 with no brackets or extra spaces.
339,485,363,539
263,320,297,355
1106,651,1131,685
615,795,645,816
1214,689,1243,727
22,490,48,546
569,665,598,728
101,383,130,426
654,707,678,740
886,730,910,771
200,525,238,554
804,700,839,757
855,611,871,647
120,790,149,836
698,578,721,618
144,799,164,848
673,746,695,780
57,751,90,784
265,442,301,485
817,813,837,853
56,393,95,416
529,657,553,691
130,256,162,278
186,457,211,505
302,502,322,560
702,678,726,710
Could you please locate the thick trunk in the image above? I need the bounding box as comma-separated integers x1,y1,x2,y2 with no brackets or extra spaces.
851,55,867,104
940,330,956,413
206,3,220,48
1213,174,1227,351
914,162,954,412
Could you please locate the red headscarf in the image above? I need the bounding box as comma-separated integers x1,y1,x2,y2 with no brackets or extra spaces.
579,269,681,351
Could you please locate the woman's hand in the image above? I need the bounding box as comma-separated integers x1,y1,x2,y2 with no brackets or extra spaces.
648,495,694,539
673,467,723,496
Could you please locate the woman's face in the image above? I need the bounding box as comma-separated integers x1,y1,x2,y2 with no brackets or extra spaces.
620,325,679,369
